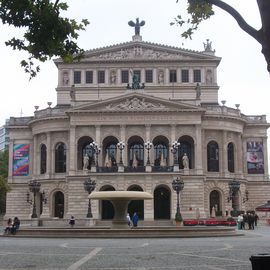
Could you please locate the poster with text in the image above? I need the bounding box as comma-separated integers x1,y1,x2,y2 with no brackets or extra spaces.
13,144,30,176
247,141,264,174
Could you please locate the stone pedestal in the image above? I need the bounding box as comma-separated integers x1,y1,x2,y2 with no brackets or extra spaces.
31,218,39,227
91,166,97,173
85,218,95,227
183,168,189,175
173,165,179,172
145,165,152,172
118,165,124,172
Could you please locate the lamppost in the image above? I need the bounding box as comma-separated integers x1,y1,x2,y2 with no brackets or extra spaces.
172,177,184,221
227,180,240,214
243,190,249,203
83,178,96,218
117,141,125,165
89,141,101,167
144,141,153,165
171,141,180,165
28,180,41,218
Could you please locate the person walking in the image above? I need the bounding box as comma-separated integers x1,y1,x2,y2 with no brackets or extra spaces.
127,213,131,227
69,216,75,227
132,212,139,227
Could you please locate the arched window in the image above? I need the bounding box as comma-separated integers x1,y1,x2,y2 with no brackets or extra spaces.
55,142,66,173
100,185,115,219
153,136,169,167
179,136,194,169
103,136,118,168
40,144,47,174
207,141,219,172
154,186,171,219
128,137,144,167
127,185,144,220
227,142,235,173
54,191,64,218
209,190,221,216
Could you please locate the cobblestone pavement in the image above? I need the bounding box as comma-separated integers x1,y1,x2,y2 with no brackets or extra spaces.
0,225,270,270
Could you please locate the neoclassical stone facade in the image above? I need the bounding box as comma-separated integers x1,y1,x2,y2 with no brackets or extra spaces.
5,35,270,225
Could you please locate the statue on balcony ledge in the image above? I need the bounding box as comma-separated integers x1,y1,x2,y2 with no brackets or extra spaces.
182,153,189,169
83,154,89,170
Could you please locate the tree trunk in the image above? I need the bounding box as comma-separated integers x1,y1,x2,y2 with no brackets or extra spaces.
257,0,270,73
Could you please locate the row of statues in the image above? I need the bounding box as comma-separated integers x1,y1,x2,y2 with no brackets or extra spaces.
83,152,189,170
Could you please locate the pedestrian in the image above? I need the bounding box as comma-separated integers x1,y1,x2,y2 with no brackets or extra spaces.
254,213,259,227
237,214,243,230
132,212,139,227
4,218,12,234
10,217,20,235
127,213,131,227
69,215,75,227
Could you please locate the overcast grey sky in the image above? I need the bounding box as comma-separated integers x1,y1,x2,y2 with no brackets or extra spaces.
1,1,269,132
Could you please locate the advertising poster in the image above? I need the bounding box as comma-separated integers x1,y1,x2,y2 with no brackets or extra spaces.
247,141,264,174
13,144,30,176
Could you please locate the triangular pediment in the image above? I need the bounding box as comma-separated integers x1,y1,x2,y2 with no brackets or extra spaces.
68,93,205,114
55,41,220,64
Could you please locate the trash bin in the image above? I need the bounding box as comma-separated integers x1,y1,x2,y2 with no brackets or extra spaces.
250,254,270,270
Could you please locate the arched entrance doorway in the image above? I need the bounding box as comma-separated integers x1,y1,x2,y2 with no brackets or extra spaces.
100,186,115,219
154,186,170,219
209,190,221,216
127,185,144,220
54,191,64,218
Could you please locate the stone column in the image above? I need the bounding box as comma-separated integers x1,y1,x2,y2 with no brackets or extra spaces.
46,132,51,178
236,133,243,175
195,125,203,174
96,125,101,165
263,137,269,179
33,135,38,176
69,127,76,175
170,125,176,166
222,131,228,176
145,125,152,172
8,139,14,182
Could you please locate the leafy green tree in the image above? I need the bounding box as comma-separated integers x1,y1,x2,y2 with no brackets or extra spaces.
0,150,10,214
172,0,270,73
0,0,89,78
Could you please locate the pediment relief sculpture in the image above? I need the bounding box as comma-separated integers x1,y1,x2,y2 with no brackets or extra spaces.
105,97,167,112
87,47,193,61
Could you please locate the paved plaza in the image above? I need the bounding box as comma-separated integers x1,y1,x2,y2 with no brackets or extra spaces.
0,225,270,270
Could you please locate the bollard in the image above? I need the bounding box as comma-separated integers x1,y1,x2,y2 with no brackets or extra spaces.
250,254,270,270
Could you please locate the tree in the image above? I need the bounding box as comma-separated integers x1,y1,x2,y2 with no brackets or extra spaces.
0,0,89,79
172,0,270,73
0,150,10,214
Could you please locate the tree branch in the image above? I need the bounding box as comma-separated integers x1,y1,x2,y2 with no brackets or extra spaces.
208,0,262,44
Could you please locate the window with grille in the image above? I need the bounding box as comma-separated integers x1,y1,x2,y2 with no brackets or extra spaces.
181,69,189,82
145,70,153,83
169,70,177,83
73,71,81,84
98,70,105,83
85,71,93,84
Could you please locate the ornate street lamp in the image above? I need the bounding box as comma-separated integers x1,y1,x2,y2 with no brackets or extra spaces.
144,141,153,165
172,177,184,221
89,141,101,167
83,178,96,218
117,141,125,165
227,180,240,203
170,141,180,165
243,190,249,203
28,180,41,218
